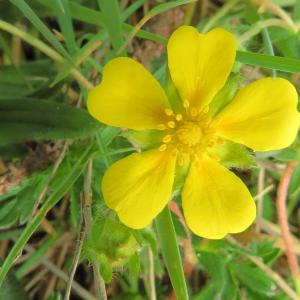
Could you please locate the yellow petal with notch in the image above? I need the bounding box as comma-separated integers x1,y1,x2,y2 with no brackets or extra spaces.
102,148,177,228
182,158,256,239
214,77,300,151
87,57,170,130
167,26,236,110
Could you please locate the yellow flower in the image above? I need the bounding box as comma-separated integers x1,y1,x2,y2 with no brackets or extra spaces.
87,26,300,239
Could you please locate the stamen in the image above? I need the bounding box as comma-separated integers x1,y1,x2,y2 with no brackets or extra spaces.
183,99,190,108
202,105,209,114
163,135,172,143
157,124,166,130
167,121,175,128
159,144,167,152
165,108,174,116
175,114,183,121
177,154,185,166
191,107,198,117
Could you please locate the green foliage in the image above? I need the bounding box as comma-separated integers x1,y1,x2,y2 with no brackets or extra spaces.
210,140,255,168
0,270,30,300
2,0,300,299
122,130,164,150
0,98,101,145
0,171,47,229
83,216,138,283
195,239,282,300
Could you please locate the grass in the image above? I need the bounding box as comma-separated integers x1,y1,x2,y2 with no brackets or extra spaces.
1,1,300,299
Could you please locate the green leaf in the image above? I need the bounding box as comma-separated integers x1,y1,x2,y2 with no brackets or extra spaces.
83,217,138,283
122,130,163,150
275,147,300,161
155,206,189,300
147,0,197,17
236,50,300,74
0,98,101,145
196,252,238,300
0,60,57,100
0,141,97,286
53,0,77,54
0,270,30,300
97,0,125,55
9,0,70,59
210,140,255,168
209,74,239,117
231,263,275,296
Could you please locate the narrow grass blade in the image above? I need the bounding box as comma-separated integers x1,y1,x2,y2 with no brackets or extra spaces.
155,206,189,300
236,51,300,74
97,0,125,55
9,0,70,59
53,0,77,53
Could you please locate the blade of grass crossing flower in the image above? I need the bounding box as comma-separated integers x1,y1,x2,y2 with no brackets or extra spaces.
236,51,300,74
53,0,77,54
261,25,277,77
9,0,70,60
155,206,189,300
0,142,97,287
97,0,126,56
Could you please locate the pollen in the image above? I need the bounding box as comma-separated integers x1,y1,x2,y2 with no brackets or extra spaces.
157,102,217,163
157,124,166,130
165,108,174,116
183,99,190,108
167,121,176,128
176,122,202,147
191,107,198,117
159,144,167,152
163,135,173,143
176,114,183,121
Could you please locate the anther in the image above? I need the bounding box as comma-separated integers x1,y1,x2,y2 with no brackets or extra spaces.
191,107,198,117
202,105,209,114
163,135,172,143
167,121,175,128
157,124,166,130
183,99,190,108
159,144,167,152
165,108,174,116
175,114,183,121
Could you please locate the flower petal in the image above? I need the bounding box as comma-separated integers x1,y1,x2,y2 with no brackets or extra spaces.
102,149,177,228
167,26,236,110
214,78,300,151
87,57,170,130
182,158,256,239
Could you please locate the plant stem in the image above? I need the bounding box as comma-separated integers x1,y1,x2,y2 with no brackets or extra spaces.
147,246,156,300
155,205,189,300
276,161,300,294
83,161,107,300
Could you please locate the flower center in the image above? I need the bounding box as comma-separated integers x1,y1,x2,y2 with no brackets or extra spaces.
157,101,222,164
176,122,202,147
